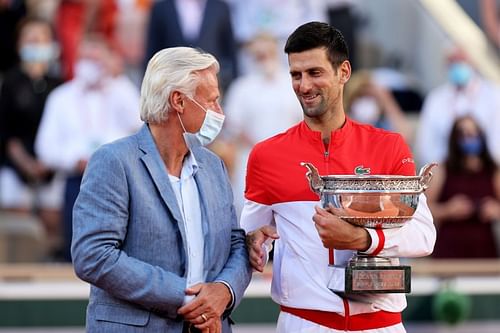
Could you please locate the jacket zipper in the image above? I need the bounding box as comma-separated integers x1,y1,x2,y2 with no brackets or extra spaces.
324,143,333,265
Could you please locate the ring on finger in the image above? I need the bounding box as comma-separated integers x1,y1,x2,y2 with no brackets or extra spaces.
201,313,208,322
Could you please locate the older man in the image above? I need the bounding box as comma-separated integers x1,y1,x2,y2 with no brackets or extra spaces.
72,47,251,333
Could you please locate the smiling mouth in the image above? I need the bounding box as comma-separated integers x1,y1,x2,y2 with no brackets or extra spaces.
301,94,320,104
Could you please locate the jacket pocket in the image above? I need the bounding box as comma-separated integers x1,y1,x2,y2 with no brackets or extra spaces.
94,303,151,326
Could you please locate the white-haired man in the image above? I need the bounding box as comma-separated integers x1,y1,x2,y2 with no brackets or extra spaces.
71,47,251,333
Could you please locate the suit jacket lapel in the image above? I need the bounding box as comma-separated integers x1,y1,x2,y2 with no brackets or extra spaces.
136,125,185,227
192,150,214,269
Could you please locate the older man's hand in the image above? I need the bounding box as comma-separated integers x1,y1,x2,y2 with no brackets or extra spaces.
178,282,231,333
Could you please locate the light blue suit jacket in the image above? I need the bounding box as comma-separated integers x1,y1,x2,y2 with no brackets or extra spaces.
72,125,252,332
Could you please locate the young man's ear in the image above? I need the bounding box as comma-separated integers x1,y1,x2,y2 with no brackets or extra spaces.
339,60,351,84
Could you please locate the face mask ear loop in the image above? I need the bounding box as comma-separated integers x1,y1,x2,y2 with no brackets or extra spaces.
177,112,188,133
187,96,208,114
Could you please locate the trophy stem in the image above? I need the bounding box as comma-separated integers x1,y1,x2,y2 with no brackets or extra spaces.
350,253,392,267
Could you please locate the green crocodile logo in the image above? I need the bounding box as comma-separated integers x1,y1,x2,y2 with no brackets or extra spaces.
354,165,371,175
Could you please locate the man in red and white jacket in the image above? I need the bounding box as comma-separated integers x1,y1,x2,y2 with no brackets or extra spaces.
241,22,436,333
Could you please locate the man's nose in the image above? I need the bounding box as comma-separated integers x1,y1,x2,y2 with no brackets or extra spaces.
213,102,224,115
298,76,313,93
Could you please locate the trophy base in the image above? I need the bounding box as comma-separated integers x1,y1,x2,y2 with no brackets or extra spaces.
345,265,411,294
328,258,411,294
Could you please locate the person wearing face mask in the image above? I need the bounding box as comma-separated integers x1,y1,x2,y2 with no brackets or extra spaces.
71,46,251,333
34,34,142,261
415,46,500,167
223,32,302,215
426,116,500,258
0,16,63,259
345,70,412,143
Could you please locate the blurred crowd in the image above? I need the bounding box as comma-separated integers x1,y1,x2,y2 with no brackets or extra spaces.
0,0,500,262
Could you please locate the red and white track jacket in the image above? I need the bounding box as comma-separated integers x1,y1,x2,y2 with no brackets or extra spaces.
241,118,436,315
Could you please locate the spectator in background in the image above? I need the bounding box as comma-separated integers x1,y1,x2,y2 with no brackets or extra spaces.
114,0,153,87
35,34,141,261
227,0,326,45
415,46,500,166
55,0,118,80
344,70,412,143
223,32,302,215
0,16,63,259
145,0,237,92
226,0,327,75
427,116,500,258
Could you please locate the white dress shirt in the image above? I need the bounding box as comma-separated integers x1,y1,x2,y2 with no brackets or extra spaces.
224,69,302,214
168,152,206,304
415,77,500,166
35,77,142,172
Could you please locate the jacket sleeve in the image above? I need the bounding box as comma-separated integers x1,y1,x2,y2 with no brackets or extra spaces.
71,145,186,319
362,193,436,258
239,146,275,266
391,133,416,176
240,145,275,232
362,135,436,257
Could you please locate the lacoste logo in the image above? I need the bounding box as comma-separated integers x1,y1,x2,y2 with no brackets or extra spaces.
354,165,371,175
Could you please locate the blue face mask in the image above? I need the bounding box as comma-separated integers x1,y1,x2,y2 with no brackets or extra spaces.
459,136,483,155
19,43,56,63
177,97,225,149
448,62,472,87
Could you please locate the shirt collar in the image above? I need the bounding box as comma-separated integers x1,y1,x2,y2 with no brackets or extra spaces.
298,116,352,147
168,151,199,182
183,150,199,177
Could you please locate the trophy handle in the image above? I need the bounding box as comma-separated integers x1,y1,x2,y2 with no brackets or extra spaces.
418,163,438,190
301,162,324,194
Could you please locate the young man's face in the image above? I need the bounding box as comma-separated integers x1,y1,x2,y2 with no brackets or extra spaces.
288,47,349,119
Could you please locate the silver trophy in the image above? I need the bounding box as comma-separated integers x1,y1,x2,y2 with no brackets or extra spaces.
302,162,436,294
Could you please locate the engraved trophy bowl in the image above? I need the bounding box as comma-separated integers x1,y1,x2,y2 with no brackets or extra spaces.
301,162,437,294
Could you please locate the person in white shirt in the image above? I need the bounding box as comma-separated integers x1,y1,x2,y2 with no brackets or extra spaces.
35,34,142,261
223,32,302,215
415,46,500,166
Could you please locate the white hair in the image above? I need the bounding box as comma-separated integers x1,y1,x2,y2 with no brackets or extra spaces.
140,47,220,123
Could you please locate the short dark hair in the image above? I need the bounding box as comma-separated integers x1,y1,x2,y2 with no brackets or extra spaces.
284,21,349,69
446,115,495,172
